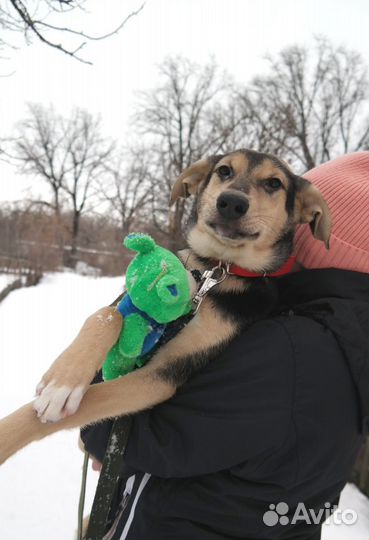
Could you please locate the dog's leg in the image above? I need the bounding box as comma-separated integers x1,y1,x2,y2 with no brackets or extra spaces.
33,306,123,422
0,366,175,464
0,299,237,463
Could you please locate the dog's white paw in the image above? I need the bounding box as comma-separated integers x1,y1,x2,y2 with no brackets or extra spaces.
33,383,84,423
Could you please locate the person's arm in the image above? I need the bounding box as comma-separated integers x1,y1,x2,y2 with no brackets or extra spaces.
123,318,295,478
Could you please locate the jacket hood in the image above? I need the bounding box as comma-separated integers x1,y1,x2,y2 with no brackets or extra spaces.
276,268,369,434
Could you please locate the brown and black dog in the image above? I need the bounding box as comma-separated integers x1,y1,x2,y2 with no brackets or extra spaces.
0,149,331,464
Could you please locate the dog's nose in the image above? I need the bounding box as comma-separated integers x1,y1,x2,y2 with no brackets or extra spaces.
216,192,249,220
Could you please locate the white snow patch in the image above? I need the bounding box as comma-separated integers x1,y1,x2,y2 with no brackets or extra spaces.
322,483,369,540
0,273,19,292
107,432,120,455
75,260,101,277
0,272,122,540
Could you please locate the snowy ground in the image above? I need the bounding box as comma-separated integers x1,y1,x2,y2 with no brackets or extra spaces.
0,272,122,540
0,272,368,539
0,273,20,292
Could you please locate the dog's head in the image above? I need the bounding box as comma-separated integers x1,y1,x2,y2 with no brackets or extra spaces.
170,149,331,272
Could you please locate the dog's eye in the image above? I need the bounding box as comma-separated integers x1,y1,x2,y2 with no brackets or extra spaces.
216,165,233,180
263,178,283,192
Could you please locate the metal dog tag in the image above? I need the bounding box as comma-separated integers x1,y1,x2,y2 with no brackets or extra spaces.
193,264,229,312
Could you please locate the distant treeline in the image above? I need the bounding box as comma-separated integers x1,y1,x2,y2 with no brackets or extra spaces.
1,41,368,275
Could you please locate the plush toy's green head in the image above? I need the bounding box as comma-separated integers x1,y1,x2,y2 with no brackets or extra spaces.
124,233,193,324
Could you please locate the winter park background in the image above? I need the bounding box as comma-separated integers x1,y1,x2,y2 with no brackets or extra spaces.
0,0,369,539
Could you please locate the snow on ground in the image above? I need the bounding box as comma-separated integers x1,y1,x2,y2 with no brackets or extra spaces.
0,273,19,292
0,272,122,540
322,483,369,540
0,271,368,539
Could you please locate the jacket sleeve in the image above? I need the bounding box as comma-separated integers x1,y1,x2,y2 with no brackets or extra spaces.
80,371,114,462
124,318,295,478
81,419,114,463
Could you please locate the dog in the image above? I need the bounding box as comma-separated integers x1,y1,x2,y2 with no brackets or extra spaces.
0,149,331,464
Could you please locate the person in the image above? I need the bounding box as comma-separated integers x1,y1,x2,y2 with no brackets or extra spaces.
81,152,369,540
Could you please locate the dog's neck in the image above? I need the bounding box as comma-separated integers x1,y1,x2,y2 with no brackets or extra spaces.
178,248,252,295
178,248,214,274
178,247,296,296
178,248,295,276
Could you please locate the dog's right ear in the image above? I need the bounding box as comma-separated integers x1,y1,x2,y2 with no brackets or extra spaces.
295,177,332,249
169,157,221,206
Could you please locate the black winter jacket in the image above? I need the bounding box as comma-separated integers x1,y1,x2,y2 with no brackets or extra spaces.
82,268,369,540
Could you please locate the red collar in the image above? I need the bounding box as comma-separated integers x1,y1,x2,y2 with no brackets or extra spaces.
226,256,296,278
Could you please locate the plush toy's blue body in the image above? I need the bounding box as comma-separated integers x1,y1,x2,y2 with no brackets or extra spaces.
116,294,166,356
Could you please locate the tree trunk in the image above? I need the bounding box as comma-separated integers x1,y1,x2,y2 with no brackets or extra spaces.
64,210,80,268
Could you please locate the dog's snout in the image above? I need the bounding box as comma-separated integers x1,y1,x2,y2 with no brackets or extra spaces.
216,192,249,220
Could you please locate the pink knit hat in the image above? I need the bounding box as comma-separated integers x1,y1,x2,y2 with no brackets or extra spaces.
293,152,369,273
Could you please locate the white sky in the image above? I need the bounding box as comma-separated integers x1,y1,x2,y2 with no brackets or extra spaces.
0,0,368,203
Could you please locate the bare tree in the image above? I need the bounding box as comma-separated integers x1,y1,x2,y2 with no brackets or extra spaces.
10,104,115,266
0,0,144,65
99,147,154,237
238,38,369,171
11,104,64,215
4,42,368,261
134,57,241,248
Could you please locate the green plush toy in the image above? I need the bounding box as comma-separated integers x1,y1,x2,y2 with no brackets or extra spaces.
102,233,194,381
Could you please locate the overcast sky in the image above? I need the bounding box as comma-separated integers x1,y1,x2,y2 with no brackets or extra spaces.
0,0,368,202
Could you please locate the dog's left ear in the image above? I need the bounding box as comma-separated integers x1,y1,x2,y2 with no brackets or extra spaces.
169,156,222,206
296,177,332,249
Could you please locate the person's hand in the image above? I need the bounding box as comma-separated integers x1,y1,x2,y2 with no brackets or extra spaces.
91,457,102,472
